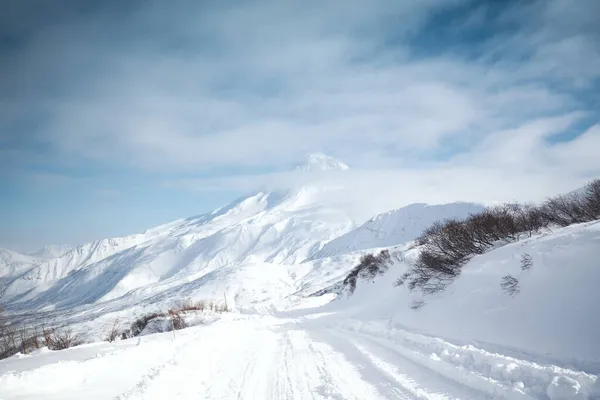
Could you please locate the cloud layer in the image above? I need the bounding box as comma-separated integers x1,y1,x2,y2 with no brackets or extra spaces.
0,0,599,249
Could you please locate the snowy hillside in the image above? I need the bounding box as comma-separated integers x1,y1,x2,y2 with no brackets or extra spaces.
1,187,356,312
309,202,484,259
0,248,38,292
316,221,600,386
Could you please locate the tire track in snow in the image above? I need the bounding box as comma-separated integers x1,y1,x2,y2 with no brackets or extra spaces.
331,326,539,400
273,329,401,399
114,358,179,400
113,318,282,400
308,327,450,400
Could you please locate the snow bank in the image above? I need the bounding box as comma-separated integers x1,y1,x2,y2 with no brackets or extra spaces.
330,320,597,399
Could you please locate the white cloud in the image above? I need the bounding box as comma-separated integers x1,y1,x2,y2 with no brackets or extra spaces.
1,0,598,188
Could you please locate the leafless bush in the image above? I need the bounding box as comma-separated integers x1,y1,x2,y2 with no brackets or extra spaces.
18,326,43,354
50,326,84,350
105,318,120,343
120,298,230,339
181,300,208,312
540,181,600,227
410,300,426,310
121,312,165,339
584,179,600,218
512,204,549,237
343,250,393,294
168,310,186,331
180,299,229,313
500,275,520,297
520,253,533,271
542,194,588,226
42,325,54,347
394,271,412,287
212,301,229,313
0,325,18,359
405,179,600,296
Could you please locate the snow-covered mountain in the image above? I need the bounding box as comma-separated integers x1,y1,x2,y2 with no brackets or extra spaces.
1,186,356,309
26,244,73,260
309,202,484,259
296,153,350,172
0,154,481,316
0,248,38,285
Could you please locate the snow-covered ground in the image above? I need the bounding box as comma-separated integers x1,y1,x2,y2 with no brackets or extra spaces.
1,309,597,400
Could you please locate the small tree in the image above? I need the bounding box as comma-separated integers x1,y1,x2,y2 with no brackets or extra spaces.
105,318,120,343
583,179,600,218
500,275,520,296
42,324,54,348
343,250,394,294
520,253,533,271
169,311,186,331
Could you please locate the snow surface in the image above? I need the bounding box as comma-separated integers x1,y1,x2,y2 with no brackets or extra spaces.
1,306,597,399
25,245,73,260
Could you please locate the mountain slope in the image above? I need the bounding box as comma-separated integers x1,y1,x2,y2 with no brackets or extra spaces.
309,202,484,259
1,186,357,311
26,245,73,260
0,248,39,296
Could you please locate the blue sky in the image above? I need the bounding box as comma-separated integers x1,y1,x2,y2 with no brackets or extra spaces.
1,0,599,251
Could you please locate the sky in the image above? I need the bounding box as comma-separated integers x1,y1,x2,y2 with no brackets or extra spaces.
1,0,599,252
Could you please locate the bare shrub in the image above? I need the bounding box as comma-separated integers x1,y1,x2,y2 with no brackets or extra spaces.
50,326,84,350
410,300,426,310
405,179,600,296
122,312,165,339
212,301,229,313
168,310,186,331
583,179,600,219
105,318,120,343
542,193,592,227
18,326,43,354
520,253,533,271
42,324,55,348
500,275,520,297
513,204,549,236
343,250,393,294
394,271,412,287
0,325,18,359
181,300,207,312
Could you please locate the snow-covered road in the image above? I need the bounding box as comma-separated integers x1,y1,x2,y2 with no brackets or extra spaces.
0,314,596,399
